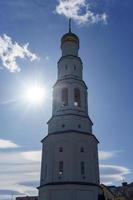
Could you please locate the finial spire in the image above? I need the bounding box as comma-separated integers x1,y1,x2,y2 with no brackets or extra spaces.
69,18,71,33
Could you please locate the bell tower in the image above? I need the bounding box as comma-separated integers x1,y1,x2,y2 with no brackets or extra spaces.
38,21,100,200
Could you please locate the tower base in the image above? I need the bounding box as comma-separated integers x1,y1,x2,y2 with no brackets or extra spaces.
38,183,100,200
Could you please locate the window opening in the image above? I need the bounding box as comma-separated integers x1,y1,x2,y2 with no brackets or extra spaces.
59,161,63,175
78,124,81,128
59,147,63,152
81,161,85,175
74,88,81,107
80,147,84,152
62,88,68,106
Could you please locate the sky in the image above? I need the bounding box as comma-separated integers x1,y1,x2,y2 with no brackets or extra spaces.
0,0,133,199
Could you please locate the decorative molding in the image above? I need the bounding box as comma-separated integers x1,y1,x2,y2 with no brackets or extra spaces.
41,131,99,143
37,181,100,189
53,78,87,89
58,55,82,64
47,113,93,125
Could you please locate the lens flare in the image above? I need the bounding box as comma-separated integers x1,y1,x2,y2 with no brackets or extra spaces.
24,84,46,104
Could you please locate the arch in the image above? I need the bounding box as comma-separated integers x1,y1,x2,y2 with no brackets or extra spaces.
74,88,81,107
62,87,68,106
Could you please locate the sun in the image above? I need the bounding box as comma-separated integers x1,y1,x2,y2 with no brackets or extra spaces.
24,84,46,105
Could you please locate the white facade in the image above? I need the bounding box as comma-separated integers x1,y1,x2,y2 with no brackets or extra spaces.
38,30,100,200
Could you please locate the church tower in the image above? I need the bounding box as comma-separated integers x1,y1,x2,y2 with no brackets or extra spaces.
38,22,100,200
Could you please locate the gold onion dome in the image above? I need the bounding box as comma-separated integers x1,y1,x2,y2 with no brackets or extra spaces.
61,32,79,48
61,19,79,48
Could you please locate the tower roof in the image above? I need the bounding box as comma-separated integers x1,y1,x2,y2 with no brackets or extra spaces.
61,32,79,48
61,19,79,48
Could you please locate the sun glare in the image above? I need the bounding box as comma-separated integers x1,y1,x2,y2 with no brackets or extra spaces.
24,84,46,104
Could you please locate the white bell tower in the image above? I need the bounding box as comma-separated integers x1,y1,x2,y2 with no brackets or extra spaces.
38,21,100,200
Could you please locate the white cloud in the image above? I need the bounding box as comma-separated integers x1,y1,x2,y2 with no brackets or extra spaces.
21,151,41,162
99,151,131,184
99,150,119,160
0,151,41,164
0,139,20,149
55,0,107,25
100,164,130,175
100,164,131,185
0,151,41,199
0,34,39,72
99,150,115,160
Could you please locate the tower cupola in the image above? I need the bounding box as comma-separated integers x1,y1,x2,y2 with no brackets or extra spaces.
61,19,79,56
61,32,79,48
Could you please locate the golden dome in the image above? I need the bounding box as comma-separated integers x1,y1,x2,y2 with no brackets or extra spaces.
61,32,79,48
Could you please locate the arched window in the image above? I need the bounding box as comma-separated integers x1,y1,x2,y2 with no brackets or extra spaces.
62,88,68,106
81,161,85,175
78,124,81,128
74,88,81,107
59,147,63,152
59,161,63,175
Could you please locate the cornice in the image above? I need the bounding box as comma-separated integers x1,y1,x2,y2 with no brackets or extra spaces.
38,181,100,189
41,130,99,144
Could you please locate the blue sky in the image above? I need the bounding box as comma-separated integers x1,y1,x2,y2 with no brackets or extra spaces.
0,0,133,199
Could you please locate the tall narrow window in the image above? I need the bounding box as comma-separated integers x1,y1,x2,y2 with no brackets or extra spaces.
80,147,84,152
59,147,63,152
59,161,63,175
74,88,81,107
81,161,85,175
62,88,68,106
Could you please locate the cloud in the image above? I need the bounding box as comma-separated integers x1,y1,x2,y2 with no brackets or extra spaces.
0,151,40,199
0,34,39,72
0,151,41,165
99,150,120,160
0,190,24,200
100,164,131,185
99,151,131,184
0,139,20,149
19,180,39,187
55,0,107,25
21,151,41,162
0,190,24,196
